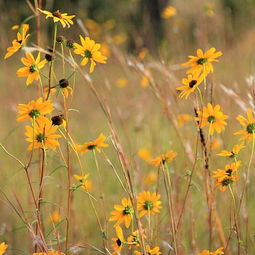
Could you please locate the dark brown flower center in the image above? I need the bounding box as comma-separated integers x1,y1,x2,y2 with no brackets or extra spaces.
144,200,153,210
207,115,215,123
29,109,40,118
246,123,255,134
123,205,132,215
29,65,37,73
52,10,62,18
226,169,233,176
197,58,207,65
59,79,69,88
116,238,122,247
84,50,92,58
222,178,233,186
36,133,45,143
189,80,197,88
51,114,64,126
87,144,96,150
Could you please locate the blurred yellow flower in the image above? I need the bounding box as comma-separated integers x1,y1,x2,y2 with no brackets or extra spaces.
85,19,101,38
17,52,47,85
134,245,161,255
113,33,127,45
0,243,8,255
150,150,177,166
138,48,148,60
103,19,116,30
73,174,92,192
38,9,75,28
204,2,215,17
177,114,191,127
140,76,149,87
16,97,53,122
195,103,228,135
5,24,30,59
76,133,108,153
33,251,65,255
138,148,152,162
50,211,62,223
73,36,107,73
161,6,177,19
197,247,224,255
182,48,222,75
208,138,221,151
143,171,157,186
100,43,111,57
117,77,128,88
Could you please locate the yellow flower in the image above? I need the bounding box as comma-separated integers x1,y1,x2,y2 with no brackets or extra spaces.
4,24,30,59
38,9,75,28
16,97,53,122
150,150,177,167
212,161,241,191
176,71,205,99
182,48,222,75
234,109,255,142
100,43,111,58
112,226,125,254
117,77,128,88
204,2,215,17
138,148,152,162
177,114,191,127
208,138,221,151
138,48,148,60
17,52,47,85
197,247,224,255
143,171,157,186
50,211,62,223
25,118,61,150
195,103,228,135
109,197,133,228
113,33,127,45
140,76,149,87
73,36,107,73
137,191,162,218
76,133,108,153
0,243,8,255
217,143,245,158
33,251,65,255
127,230,145,249
103,19,116,31
85,19,101,38
161,6,177,19
134,245,161,255
51,114,66,128
73,174,92,191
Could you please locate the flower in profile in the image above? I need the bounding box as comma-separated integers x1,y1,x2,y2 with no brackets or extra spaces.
16,97,53,122
212,161,241,191
177,114,191,127
25,118,61,150
143,171,157,186
73,174,92,191
73,36,107,73
112,226,125,254
150,150,177,167
176,71,205,99
4,24,30,59
76,133,108,153
17,52,47,85
197,247,224,255
182,48,222,75
109,197,133,228
217,143,245,158
134,245,161,255
161,6,177,19
127,230,144,249
234,109,255,142
195,103,228,135
38,9,75,28
50,211,62,223
0,243,8,255
137,191,162,218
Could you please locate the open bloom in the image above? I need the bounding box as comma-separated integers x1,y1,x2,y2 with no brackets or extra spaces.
17,52,47,85
73,36,107,73
16,97,53,122
0,243,8,255
217,143,245,158
182,48,222,75
109,197,134,228
25,118,61,150
234,109,255,142
76,133,108,153
150,150,177,166
196,103,228,135
38,9,75,28
137,191,162,218
161,6,176,19
112,226,125,254
4,24,30,59
197,247,224,255
176,71,205,99
212,161,241,191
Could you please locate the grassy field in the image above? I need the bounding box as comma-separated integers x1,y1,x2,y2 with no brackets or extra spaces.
1,0,255,254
